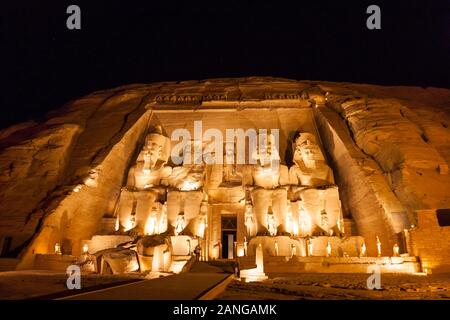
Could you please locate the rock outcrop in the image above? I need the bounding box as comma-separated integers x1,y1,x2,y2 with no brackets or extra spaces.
0,77,448,270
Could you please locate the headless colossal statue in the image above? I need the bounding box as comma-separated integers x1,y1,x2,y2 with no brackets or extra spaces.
127,126,172,190
167,140,206,236
243,134,289,236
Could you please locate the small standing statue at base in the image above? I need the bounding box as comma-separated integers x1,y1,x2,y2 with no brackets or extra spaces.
359,241,367,257
243,237,248,256
244,202,255,237
54,243,62,255
290,243,297,258
175,214,186,235
393,243,400,257
274,240,279,256
307,239,314,257
267,213,277,236
376,236,382,257
326,240,332,257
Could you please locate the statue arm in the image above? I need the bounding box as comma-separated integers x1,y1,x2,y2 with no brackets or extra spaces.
242,165,254,186
327,167,335,185
127,166,136,187
288,167,299,185
167,166,186,187
279,165,289,186
160,166,173,186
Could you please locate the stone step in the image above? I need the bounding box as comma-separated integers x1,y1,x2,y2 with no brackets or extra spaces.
0,258,20,271
237,256,421,274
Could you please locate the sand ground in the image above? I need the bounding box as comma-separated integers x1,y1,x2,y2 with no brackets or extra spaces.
0,270,145,300
1,270,449,300
216,273,450,300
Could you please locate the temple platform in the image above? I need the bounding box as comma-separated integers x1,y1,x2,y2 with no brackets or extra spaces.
238,256,421,274
34,254,78,271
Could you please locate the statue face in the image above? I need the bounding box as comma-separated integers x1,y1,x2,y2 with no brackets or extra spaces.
294,133,325,162
146,133,166,166
147,142,163,165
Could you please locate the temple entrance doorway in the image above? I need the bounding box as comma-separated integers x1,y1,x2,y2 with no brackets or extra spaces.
221,215,237,259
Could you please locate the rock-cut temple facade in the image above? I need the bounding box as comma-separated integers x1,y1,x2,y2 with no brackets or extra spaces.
0,77,449,275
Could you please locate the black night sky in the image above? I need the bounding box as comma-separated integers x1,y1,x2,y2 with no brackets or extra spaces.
1,0,449,129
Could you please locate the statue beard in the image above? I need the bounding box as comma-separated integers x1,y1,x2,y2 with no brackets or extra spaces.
258,158,276,170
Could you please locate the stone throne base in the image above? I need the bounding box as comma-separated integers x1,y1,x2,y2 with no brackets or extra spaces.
237,256,420,274
241,236,420,275
247,236,365,257
247,236,306,257
239,243,268,282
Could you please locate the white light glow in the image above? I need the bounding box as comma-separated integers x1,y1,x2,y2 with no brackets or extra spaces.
180,181,199,191
237,244,245,257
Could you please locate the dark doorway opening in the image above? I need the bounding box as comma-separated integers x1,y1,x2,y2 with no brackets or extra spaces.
222,230,237,259
436,209,450,227
221,215,237,259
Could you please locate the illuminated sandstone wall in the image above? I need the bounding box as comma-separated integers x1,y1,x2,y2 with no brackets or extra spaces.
0,86,155,267
314,106,402,256
409,210,450,273
310,84,450,260
0,78,448,271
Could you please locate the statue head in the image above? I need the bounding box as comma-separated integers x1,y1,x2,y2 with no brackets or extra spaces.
144,126,170,168
293,132,325,163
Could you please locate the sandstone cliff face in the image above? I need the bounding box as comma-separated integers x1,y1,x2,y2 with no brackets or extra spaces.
322,87,450,212
0,87,154,263
0,77,448,269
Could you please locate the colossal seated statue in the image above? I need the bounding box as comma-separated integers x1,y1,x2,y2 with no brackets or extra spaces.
243,133,289,236
115,193,168,236
127,126,172,190
114,126,171,235
289,132,334,190
288,132,343,236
